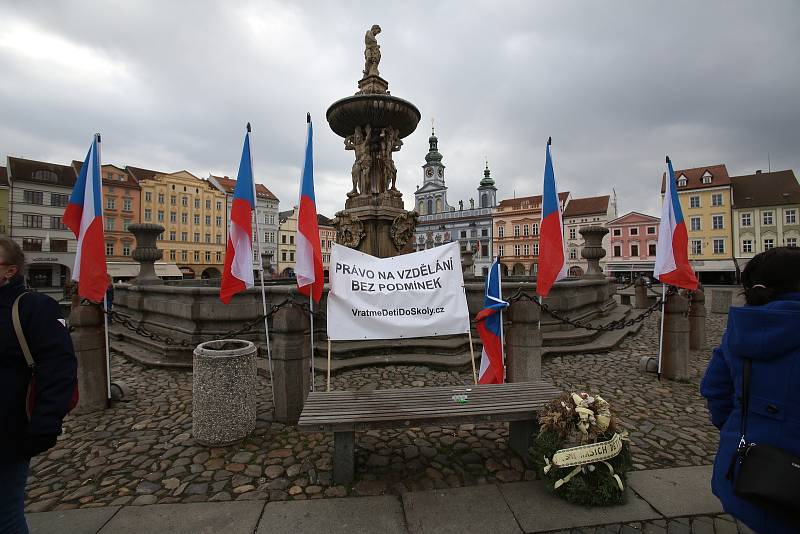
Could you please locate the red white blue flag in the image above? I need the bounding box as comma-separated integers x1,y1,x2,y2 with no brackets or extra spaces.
220,126,256,303
63,134,107,302
296,114,323,303
476,257,507,384
654,157,698,290
537,138,567,297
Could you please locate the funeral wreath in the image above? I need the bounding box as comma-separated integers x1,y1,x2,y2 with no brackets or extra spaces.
531,392,631,506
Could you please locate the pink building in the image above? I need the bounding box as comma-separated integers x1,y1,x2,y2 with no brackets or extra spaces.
604,211,660,280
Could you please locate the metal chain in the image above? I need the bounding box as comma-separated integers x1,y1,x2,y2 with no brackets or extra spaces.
505,287,668,332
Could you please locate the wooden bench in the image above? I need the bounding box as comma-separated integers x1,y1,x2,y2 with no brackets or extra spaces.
297,381,561,484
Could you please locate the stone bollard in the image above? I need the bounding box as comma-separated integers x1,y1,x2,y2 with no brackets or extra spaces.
192,339,257,446
271,304,310,423
69,302,108,414
688,288,706,350
634,277,649,309
710,289,733,314
505,297,542,382
661,292,690,380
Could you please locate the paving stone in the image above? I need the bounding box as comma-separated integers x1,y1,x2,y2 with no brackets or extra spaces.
628,466,723,517
101,501,264,533
404,485,521,534
258,496,405,534
28,506,120,534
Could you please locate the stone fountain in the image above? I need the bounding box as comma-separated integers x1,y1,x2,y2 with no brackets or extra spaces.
329,25,421,258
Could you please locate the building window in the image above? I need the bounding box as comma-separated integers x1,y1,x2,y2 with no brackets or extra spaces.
157,210,164,223
216,234,222,244
712,215,724,230
523,224,530,237
569,227,576,240
216,251,222,262
630,243,640,257
205,233,211,243
713,238,725,254
50,239,68,252
514,244,521,256
170,212,177,223
533,243,539,255
498,226,504,238
106,242,115,256
289,235,294,245
104,218,115,231
170,195,176,205
711,193,723,207
514,225,520,237
498,245,504,257
23,190,44,205
647,226,656,235
50,216,67,230
122,244,131,256
193,215,200,225
690,196,700,208
51,193,69,207
105,197,116,210
182,195,189,207
524,244,530,256
205,251,211,262
613,245,621,257
181,213,188,224
170,250,176,260
742,240,753,254
569,248,577,260
181,231,187,241
648,243,657,256
629,227,638,236
216,216,222,227
204,215,210,226
763,238,774,250
290,252,295,262
677,176,687,187
702,172,712,184
123,198,132,212
763,211,774,225
158,193,164,204
786,209,797,225
143,208,151,221
194,233,200,243
612,228,621,236
181,250,188,261
532,223,539,235
22,214,42,228
787,237,798,247
22,238,42,251
145,192,152,202
169,231,176,241
193,251,200,262
690,217,701,231
218,201,223,211
691,240,702,255
741,213,751,227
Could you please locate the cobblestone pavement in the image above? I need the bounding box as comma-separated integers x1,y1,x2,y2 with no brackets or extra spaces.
24,311,729,512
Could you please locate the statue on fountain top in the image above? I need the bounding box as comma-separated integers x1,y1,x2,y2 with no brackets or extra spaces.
363,25,381,77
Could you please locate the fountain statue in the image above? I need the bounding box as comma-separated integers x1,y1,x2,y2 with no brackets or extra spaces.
329,25,421,257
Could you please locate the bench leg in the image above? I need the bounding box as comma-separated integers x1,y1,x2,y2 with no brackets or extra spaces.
333,431,355,485
509,420,536,467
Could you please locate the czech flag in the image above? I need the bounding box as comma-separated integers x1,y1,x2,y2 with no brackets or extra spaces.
476,257,508,384
296,113,323,303
536,137,567,297
654,156,698,290
63,134,107,303
220,126,256,303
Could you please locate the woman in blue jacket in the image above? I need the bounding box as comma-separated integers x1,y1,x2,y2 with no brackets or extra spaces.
701,246,800,534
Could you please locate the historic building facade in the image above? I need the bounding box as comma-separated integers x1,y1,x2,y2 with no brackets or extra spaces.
664,164,735,283
277,208,297,276
492,192,570,276
6,156,77,297
563,195,613,277
413,129,498,275
732,169,800,269
0,166,8,236
208,174,279,277
318,214,335,275
133,168,227,279
604,211,660,280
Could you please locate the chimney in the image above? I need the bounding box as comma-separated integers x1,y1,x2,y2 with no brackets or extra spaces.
755,170,762,174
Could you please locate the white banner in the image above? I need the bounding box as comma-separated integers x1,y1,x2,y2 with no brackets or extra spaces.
326,242,470,340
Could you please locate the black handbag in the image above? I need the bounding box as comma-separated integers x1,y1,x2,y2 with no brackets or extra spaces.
727,358,800,526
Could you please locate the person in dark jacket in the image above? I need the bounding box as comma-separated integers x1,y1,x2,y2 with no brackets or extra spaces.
700,246,800,534
0,237,77,534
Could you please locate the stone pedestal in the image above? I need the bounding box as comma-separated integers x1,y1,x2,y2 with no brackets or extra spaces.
334,205,416,258
580,226,609,280
688,288,707,350
634,277,649,309
129,223,165,285
69,302,108,414
662,292,690,381
271,304,310,423
192,339,257,446
505,299,542,382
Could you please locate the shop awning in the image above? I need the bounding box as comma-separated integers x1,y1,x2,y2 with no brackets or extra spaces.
690,260,737,272
604,262,655,272
106,262,184,279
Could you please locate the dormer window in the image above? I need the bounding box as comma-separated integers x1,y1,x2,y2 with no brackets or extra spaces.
701,171,712,184
677,174,687,187
32,169,58,183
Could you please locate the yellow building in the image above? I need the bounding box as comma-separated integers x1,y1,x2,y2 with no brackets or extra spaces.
131,167,227,279
277,207,297,276
664,164,735,283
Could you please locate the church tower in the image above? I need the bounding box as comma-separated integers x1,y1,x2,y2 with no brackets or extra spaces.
477,161,497,208
414,125,452,215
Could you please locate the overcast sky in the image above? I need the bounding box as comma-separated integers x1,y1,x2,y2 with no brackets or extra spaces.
2,1,798,218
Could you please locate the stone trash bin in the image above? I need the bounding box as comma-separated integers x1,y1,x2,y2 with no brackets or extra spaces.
192,339,257,446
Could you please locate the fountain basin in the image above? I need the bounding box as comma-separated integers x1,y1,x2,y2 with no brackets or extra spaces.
327,94,421,139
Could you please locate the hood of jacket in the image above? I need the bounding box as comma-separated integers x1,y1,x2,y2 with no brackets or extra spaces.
726,292,800,360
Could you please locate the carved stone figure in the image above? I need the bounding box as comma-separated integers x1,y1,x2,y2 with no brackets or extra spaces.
333,212,365,248
363,25,382,77
344,125,372,197
458,200,463,211
469,198,475,210
391,211,418,251
379,127,402,195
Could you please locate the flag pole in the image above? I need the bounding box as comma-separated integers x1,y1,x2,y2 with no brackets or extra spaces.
467,328,478,385
657,283,666,380
96,133,112,404
309,295,315,391
497,257,507,382
246,123,277,409
327,338,332,392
